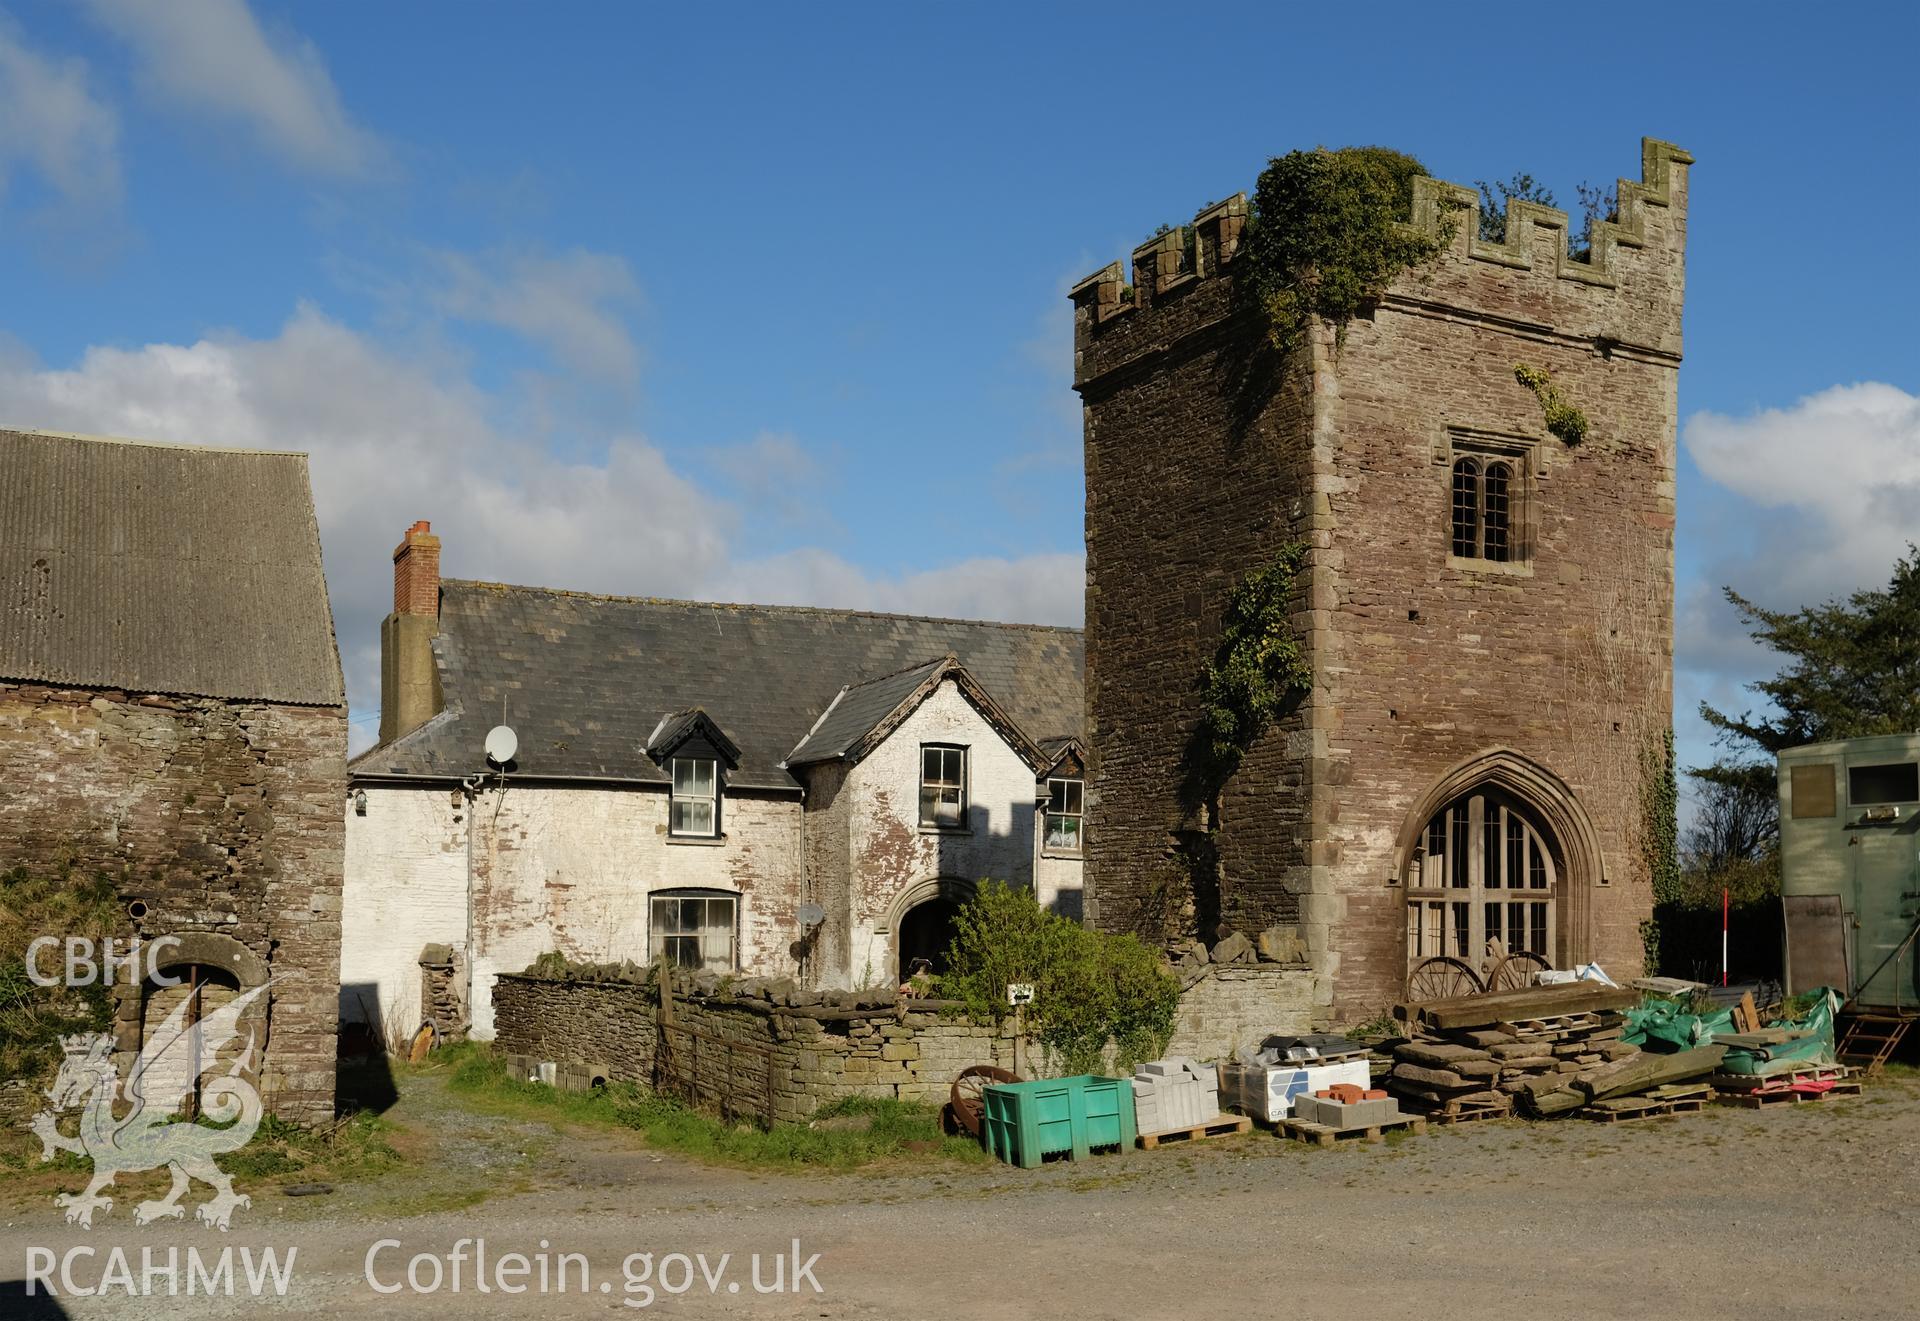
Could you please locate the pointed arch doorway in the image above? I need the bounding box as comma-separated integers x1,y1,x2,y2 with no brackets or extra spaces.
1396,748,1606,978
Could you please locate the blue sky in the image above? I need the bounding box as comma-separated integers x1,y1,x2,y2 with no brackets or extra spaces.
2,2,1916,787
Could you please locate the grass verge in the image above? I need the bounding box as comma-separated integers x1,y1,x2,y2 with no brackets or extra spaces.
0,1098,404,1209
434,1042,987,1170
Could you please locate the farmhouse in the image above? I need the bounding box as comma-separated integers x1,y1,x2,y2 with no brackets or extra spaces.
342,523,1083,1040
1075,140,1691,1022
0,428,347,1125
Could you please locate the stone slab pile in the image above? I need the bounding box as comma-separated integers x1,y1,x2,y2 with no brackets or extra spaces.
1387,982,1644,1117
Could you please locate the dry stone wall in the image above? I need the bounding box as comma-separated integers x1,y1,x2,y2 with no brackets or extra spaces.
493,973,1015,1125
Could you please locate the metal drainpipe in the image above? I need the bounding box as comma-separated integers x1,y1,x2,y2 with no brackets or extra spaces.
460,773,485,1027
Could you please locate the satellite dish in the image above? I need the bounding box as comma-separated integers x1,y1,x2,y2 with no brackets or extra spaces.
484,725,518,767
796,903,825,929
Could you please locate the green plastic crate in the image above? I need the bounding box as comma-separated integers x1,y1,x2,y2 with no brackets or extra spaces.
981,1075,1138,1167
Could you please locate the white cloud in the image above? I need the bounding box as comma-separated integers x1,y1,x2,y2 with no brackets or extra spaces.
83,0,381,178
0,309,1083,748
430,249,643,387
708,430,832,527
1677,381,1920,772
1685,381,1920,606
0,23,121,213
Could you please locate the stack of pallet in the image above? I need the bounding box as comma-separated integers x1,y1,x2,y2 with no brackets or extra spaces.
1388,982,1648,1121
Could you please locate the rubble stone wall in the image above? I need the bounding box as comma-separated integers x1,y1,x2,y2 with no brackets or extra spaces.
1166,965,1319,1061
0,680,345,1124
492,974,1016,1125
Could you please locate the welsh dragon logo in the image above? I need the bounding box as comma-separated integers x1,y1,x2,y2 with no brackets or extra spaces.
30,982,271,1231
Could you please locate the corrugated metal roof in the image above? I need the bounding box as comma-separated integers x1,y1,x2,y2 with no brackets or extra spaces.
0,428,345,705
356,582,1082,788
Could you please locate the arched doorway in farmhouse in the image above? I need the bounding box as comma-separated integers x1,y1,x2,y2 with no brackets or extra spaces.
1396,749,1606,979
888,876,977,982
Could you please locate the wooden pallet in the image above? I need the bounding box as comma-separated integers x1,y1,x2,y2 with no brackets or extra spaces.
1499,1012,1605,1035
1421,1099,1511,1126
1277,1114,1427,1147
1714,1077,1862,1108
1710,1064,1852,1092
1136,1115,1252,1149
1580,1094,1709,1123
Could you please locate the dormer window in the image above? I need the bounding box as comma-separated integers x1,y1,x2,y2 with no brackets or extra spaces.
670,757,718,836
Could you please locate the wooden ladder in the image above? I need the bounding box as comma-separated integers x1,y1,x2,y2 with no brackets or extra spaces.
1838,1013,1915,1075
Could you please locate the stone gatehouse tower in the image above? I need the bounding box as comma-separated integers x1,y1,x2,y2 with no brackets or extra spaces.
1074,139,1690,1021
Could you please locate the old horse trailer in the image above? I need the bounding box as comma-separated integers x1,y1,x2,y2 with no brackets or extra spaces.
1778,734,1920,1040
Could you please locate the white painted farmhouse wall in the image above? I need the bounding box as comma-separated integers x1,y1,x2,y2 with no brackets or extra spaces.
841,678,1047,986
343,782,803,1039
341,677,1084,1025
1035,849,1085,922
340,786,464,1041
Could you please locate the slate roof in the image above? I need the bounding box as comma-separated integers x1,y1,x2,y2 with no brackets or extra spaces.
786,656,952,766
646,708,741,764
356,580,1083,790
0,428,345,705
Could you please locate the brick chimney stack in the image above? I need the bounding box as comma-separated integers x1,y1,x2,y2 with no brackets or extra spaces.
392,519,441,618
379,520,445,745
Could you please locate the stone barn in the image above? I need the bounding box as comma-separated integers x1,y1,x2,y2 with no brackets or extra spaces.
1073,139,1691,1024
0,428,347,1125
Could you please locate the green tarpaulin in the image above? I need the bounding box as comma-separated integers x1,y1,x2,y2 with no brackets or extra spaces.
1622,988,1840,1077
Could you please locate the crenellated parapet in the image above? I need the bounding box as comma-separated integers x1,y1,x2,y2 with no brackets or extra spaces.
1072,138,1692,375
1070,193,1247,327
1409,138,1692,289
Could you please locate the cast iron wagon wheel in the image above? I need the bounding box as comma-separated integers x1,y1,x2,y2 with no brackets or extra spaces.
946,1064,1019,1138
1404,955,1485,1003
1487,950,1553,993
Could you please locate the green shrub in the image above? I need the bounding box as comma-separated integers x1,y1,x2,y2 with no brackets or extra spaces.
937,881,1179,1075
1198,544,1312,763
1242,146,1452,354
0,863,123,1082
1514,364,1589,445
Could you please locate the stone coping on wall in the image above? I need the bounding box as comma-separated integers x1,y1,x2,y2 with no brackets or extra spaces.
493,972,972,1022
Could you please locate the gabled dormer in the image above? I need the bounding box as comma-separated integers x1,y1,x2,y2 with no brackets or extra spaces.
647,708,741,839
784,654,1049,775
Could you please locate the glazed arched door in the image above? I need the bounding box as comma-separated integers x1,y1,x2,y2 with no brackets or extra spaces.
1406,789,1557,971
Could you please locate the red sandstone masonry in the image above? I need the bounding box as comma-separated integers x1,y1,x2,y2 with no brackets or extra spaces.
1074,140,1689,1020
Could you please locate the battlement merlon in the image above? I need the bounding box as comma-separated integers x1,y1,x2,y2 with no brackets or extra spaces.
1072,138,1693,379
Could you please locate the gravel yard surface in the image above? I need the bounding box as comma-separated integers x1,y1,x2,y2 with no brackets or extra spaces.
4,1068,1915,1320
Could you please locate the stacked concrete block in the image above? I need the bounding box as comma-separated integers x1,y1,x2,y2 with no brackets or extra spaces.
1131,1057,1221,1135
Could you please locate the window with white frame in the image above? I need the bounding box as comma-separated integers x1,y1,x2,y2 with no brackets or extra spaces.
1044,777,1084,853
919,744,967,829
670,756,718,836
649,890,737,971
